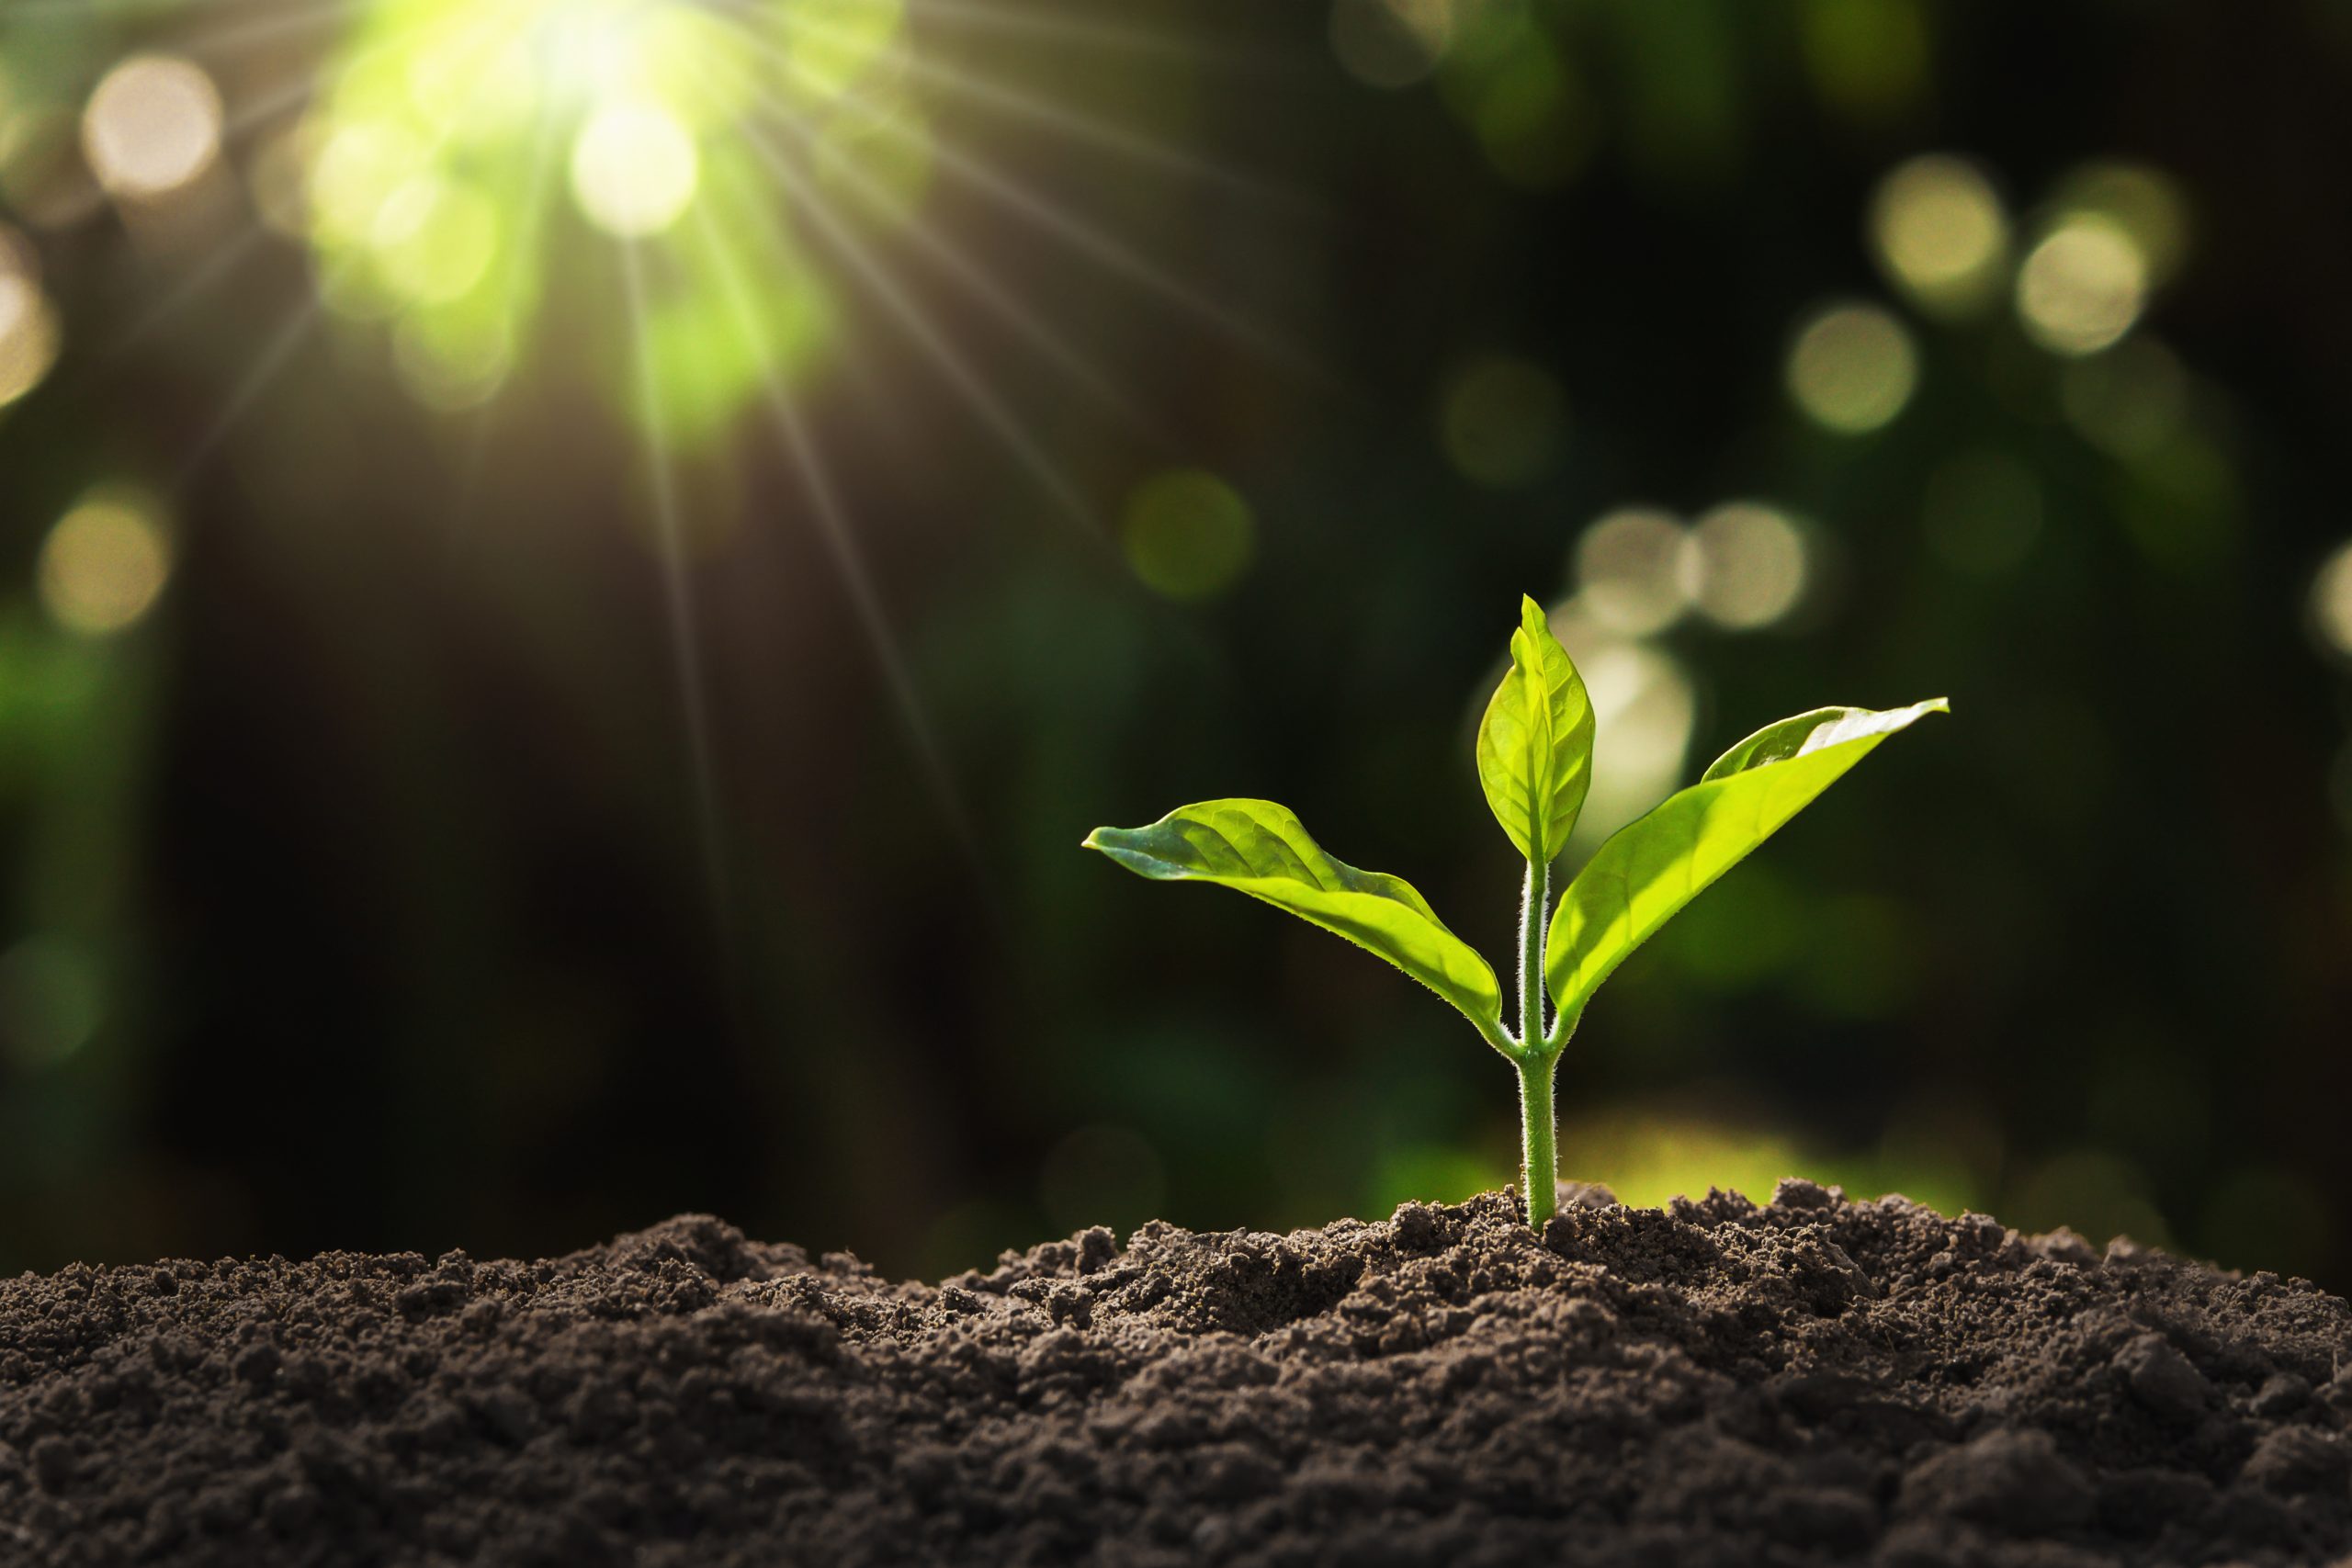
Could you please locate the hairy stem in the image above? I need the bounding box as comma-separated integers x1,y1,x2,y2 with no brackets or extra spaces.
1518,1052,1557,1229
1515,856,1557,1226
1517,859,1547,1050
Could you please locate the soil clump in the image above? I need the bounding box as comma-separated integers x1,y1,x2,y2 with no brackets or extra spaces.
4,1179,2349,1565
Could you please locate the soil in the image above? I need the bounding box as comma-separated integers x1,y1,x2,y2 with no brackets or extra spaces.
4,1181,2350,1567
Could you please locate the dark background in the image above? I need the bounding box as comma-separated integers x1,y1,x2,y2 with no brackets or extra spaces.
5,0,2352,1286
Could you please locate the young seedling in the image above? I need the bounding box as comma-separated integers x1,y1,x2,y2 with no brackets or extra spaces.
1084,597,1948,1229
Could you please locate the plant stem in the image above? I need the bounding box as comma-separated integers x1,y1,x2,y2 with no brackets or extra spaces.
1517,859,1547,1051
1515,856,1557,1226
1518,1051,1557,1229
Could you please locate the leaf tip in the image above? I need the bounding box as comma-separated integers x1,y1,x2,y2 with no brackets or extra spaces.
1080,828,1111,852
1923,696,1953,716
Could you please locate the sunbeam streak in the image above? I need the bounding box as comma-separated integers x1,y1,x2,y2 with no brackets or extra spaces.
691,194,987,869
713,46,1160,443
172,0,374,62
904,118,1331,388
447,52,571,530
74,0,1311,443
898,0,1232,62
700,6,1329,389
209,19,407,144
175,289,319,481
715,0,1310,210
732,110,1109,542
621,235,737,961
100,222,275,362
27,0,1306,541
0,0,209,19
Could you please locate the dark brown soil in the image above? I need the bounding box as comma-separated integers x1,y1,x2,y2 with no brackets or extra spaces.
4,1180,2350,1566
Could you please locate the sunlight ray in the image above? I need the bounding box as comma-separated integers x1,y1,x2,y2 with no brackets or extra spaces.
919,118,1332,388
690,192,986,863
209,3,447,149
100,220,275,361
105,7,498,388
899,0,1228,62
0,0,364,118
732,60,1162,443
703,12,1328,389
795,92,1328,389
0,0,197,20
0,0,358,41
622,235,737,957
0,0,340,35
174,288,319,481
721,0,1307,210
173,0,368,61
446,73,570,536
733,112,1107,539
210,43,347,141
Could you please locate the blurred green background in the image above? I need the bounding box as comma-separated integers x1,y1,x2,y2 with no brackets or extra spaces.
4,0,2352,1287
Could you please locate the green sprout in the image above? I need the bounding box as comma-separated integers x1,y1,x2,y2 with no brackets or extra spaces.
1084,596,1948,1229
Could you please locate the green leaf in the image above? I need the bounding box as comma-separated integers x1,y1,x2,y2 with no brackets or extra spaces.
1084,799,1504,1035
1544,699,1949,1021
1476,596,1596,866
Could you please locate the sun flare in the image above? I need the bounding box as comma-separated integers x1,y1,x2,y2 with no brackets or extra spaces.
296,0,930,426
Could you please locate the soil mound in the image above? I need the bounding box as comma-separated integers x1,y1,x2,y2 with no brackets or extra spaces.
5,1180,2350,1565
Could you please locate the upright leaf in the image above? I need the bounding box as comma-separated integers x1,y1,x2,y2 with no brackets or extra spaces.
1085,799,1503,1034
1545,699,1948,1020
1476,596,1596,866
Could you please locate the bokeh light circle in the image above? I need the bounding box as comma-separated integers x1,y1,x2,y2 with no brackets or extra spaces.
2016,216,2148,356
1786,302,1917,434
1540,604,1696,843
374,178,498,302
2311,540,2352,662
1868,153,2007,314
1329,0,1451,89
571,104,700,239
0,270,62,409
2053,160,2190,287
1439,355,1566,489
1122,469,1256,602
38,491,173,637
1683,502,1809,630
81,55,222,201
1576,508,1690,635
